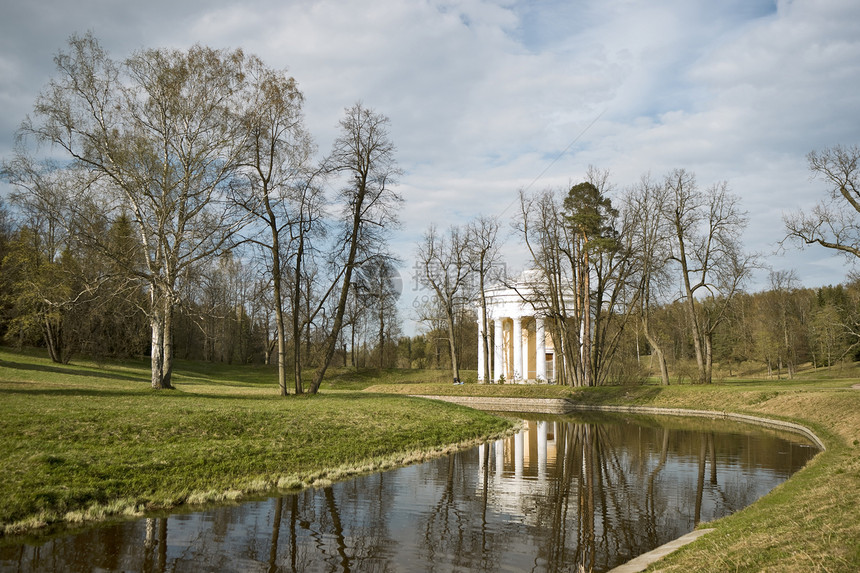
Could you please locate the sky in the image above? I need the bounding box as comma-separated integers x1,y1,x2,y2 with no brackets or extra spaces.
1,0,859,331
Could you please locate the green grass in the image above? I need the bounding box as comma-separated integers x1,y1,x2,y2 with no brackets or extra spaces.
0,348,513,535
367,380,579,397
320,366,456,391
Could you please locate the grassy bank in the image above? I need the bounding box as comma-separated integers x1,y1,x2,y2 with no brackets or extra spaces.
374,377,860,572
0,349,513,536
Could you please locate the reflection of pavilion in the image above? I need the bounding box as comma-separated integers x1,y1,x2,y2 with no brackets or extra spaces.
477,271,570,383
479,421,557,478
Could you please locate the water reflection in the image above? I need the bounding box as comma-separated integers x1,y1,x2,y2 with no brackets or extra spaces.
0,413,818,573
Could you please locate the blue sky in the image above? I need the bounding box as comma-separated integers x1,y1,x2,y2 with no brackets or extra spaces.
2,0,859,329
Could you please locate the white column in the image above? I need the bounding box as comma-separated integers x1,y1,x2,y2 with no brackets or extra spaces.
512,316,523,382
493,319,504,382
515,430,524,478
495,439,505,477
477,315,485,382
522,318,531,381
536,316,546,382
538,421,547,481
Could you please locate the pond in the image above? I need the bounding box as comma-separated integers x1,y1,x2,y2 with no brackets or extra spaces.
0,412,819,572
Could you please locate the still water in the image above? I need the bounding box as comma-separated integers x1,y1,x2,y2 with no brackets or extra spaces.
1,412,819,572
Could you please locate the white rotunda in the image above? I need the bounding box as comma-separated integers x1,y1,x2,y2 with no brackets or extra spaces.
477,270,560,383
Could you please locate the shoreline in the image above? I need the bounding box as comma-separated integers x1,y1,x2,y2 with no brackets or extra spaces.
412,394,826,449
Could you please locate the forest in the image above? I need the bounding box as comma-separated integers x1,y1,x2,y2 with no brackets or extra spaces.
2,34,860,390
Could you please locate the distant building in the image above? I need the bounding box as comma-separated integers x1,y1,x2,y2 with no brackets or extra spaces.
477,270,568,383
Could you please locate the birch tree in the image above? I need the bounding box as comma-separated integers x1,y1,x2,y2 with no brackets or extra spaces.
16,34,255,388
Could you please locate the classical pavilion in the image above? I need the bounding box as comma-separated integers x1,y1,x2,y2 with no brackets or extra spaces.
477,270,558,383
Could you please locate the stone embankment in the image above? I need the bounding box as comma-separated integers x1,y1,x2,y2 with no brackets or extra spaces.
411,395,573,414
411,395,825,450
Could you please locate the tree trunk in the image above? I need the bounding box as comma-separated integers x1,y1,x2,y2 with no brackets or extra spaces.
378,305,385,369
445,309,460,382
309,191,364,394
703,331,713,384
479,278,491,384
150,295,175,390
642,323,670,385
151,313,164,389
581,239,593,387
274,307,288,395
43,317,64,364
265,337,276,366
273,266,288,396
678,257,708,383
269,218,289,396
291,233,306,395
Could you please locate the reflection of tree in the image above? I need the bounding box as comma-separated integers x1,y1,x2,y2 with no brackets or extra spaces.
532,419,734,571
143,517,167,572
417,450,504,572
268,498,283,572
422,455,457,562
269,477,396,572
645,428,670,541
480,442,491,557
324,486,351,571
536,421,596,572
289,495,299,571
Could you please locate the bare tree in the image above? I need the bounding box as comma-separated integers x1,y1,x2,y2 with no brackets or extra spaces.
586,175,641,386
466,215,504,383
416,224,473,382
352,255,401,368
781,144,860,371
2,156,147,363
784,144,860,258
13,34,256,388
517,188,581,386
623,174,673,385
236,57,324,395
308,103,402,394
0,198,14,341
664,169,755,384
517,171,640,387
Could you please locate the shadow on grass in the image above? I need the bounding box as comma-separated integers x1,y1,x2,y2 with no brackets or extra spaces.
570,386,665,405
0,360,146,383
0,387,151,399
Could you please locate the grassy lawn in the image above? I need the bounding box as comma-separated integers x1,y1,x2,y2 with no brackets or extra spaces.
0,348,512,535
375,373,860,572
